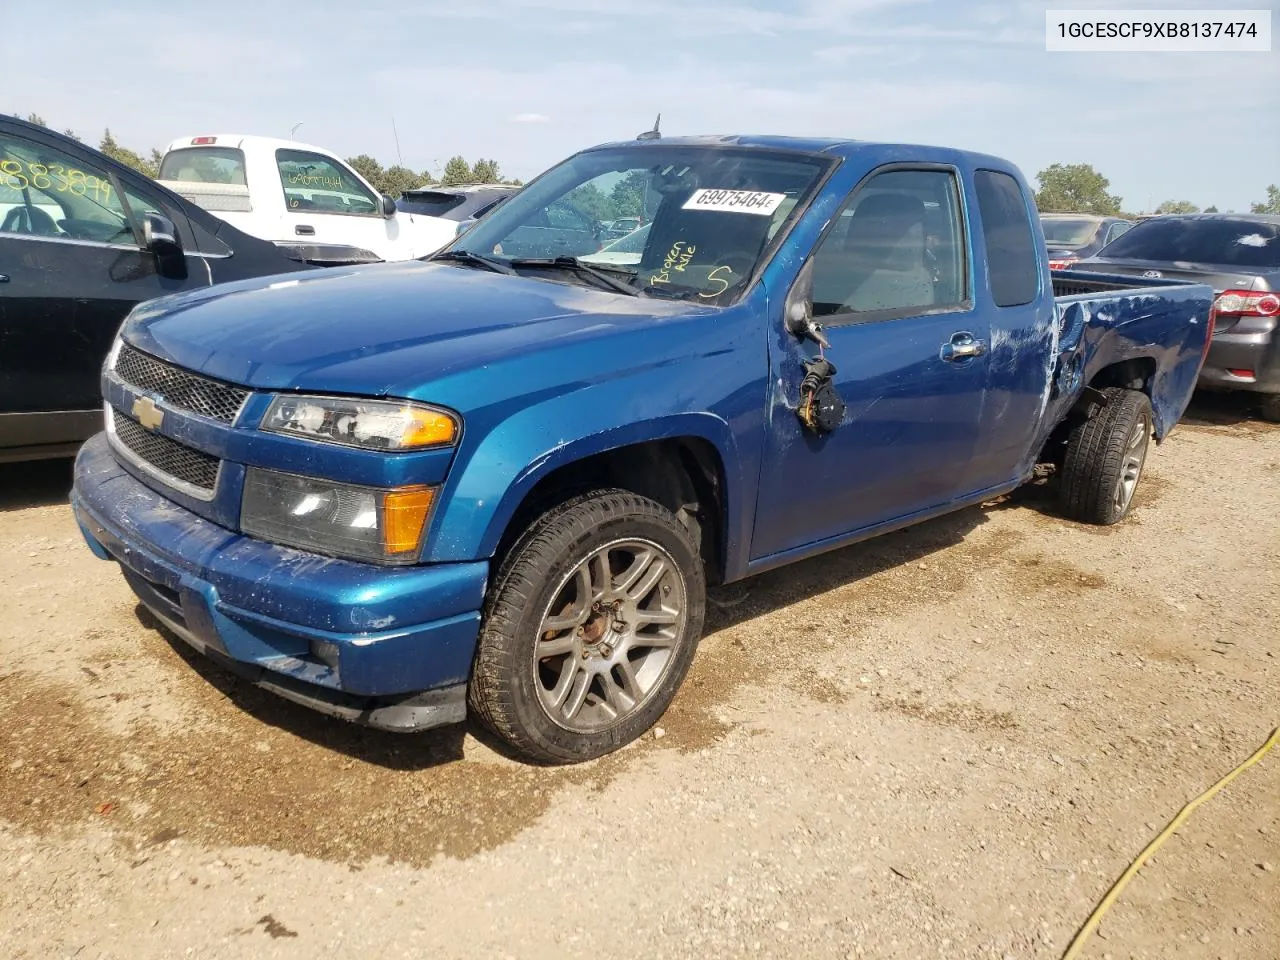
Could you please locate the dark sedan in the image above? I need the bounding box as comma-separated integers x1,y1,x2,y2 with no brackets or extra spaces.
396,184,520,237
0,115,377,463
1039,214,1134,270
1070,214,1280,420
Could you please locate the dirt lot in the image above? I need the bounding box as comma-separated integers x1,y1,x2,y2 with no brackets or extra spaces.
2,395,1277,960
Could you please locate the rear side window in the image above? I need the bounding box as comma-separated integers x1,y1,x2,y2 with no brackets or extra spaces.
975,170,1038,307
1098,218,1280,269
159,147,247,185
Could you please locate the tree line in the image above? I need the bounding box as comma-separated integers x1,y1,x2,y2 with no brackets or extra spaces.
1033,161,1280,217
15,113,521,196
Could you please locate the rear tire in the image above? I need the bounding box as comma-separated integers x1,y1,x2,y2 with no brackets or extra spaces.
469,489,705,764
1258,394,1280,424
1059,387,1153,525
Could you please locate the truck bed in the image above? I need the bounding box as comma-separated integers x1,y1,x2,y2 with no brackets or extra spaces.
1048,270,1214,440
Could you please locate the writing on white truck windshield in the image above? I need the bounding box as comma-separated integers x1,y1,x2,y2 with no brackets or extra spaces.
450,145,830,302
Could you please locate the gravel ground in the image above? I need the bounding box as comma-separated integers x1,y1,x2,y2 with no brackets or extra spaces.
1,394,1277,960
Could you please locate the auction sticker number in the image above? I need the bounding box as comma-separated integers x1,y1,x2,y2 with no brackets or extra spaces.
1,157,113,203
682,189,786,215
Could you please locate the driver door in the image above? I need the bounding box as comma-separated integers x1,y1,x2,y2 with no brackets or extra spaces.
751,166,991,561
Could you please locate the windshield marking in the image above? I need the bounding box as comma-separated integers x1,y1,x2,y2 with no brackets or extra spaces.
699,266,734,298
683,188,786,215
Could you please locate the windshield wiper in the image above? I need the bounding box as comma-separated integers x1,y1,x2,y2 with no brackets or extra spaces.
430,249,516,275
508,257,645,297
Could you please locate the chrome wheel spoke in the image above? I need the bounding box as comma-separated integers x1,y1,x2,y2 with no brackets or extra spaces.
602,662,639,715
633,606,679,627
588,551,612,598
562,668,594,721
613,548,654,595
543,566,593,632
548,656,581,708
538,634,577,658
625,555,668,603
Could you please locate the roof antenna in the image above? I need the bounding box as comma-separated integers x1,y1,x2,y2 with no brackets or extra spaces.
636,113,661,141
391,117,404,166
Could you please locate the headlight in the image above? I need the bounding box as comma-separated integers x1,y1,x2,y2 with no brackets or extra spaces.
241,467,436,564
262,395,458,451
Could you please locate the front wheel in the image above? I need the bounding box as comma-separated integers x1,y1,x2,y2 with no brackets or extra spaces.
469,489,705,764
1059,387,1153,525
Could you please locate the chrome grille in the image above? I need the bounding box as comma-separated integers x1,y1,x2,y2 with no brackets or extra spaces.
111,409,220,495
115,344,250,424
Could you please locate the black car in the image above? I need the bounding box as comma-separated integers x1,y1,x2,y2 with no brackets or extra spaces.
1039,214,1134,269
396,183,519,236
1070,214,1280,421
0,115,379,463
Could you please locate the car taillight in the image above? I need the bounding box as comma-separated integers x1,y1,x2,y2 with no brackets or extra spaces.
1049,257,1077,271
1214,289,1280,317
1201,304,1217,363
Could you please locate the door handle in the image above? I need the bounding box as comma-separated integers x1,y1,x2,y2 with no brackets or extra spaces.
0,274,9,283
941,332,987,362
295,224,315,236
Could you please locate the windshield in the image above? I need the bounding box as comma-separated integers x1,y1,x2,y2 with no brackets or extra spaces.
448,145,830,302
1098,217,1280,269
1040,217,1101,247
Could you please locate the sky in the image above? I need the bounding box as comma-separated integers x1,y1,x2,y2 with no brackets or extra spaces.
6,0,1277,213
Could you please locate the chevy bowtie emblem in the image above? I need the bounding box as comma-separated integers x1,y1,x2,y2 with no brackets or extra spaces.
132,396,165,431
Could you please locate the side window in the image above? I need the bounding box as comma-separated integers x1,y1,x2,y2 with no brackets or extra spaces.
1107,222,1132,244
809,168,967,320
974,170,1038,308
276,150,378,216
0,130,157,246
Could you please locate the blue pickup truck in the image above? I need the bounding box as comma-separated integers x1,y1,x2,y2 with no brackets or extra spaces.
71,135,1214,763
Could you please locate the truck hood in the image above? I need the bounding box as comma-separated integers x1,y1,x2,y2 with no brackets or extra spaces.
125,260,710,400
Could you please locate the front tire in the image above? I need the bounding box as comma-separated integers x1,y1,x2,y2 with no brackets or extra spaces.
1059,387,1153,525
469,489,705,764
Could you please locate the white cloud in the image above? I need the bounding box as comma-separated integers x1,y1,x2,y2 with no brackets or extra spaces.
511,113,551,124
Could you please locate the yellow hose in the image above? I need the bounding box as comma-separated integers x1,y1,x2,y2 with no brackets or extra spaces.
1061,725,1280,960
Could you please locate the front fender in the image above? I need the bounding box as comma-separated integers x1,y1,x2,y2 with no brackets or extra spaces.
421,383,748,566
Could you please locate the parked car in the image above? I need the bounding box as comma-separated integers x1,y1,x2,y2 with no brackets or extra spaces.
0,115,382,463
580,222,650,265
396,184,520,238
1069,214,1280,420
72,135,1212,764
601,215,643,241
157,135,458,261
1040,214,1133,270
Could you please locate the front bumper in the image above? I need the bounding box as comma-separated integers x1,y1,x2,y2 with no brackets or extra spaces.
72,433,487,732
1199,315,1280,395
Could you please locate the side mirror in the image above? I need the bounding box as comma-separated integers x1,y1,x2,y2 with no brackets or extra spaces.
381,195,397,218
784,260,829,348
143,212,186,279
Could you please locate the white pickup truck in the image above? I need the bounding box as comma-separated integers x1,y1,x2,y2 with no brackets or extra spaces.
156,135,457,262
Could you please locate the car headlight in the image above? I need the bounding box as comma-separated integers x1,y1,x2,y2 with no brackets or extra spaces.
241,468,436,564
262,395,458,451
